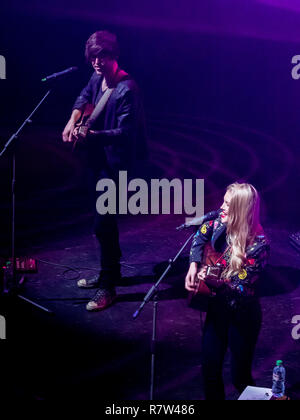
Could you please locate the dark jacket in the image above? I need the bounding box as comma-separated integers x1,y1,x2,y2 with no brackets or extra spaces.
189,216,270,299
72,72,147,175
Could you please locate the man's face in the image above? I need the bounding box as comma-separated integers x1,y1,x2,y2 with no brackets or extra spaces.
91,53,115,76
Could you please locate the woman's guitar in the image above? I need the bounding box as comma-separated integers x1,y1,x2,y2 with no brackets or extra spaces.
187,243,225,311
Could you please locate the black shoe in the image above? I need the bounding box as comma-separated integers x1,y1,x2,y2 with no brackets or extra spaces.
86,288,116,311
77,275,100,289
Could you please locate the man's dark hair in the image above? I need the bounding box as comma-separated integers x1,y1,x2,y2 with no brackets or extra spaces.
85,30,120,62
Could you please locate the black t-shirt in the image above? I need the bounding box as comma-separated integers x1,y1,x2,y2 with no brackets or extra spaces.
82,81,110,175
91,78,107,131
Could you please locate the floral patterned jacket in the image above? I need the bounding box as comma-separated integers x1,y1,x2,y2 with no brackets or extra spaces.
189,216,270,299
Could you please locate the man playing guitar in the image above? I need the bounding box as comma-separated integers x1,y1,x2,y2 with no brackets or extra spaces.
62,30,147,311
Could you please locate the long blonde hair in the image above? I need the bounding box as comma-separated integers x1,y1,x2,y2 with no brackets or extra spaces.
221,182,262,279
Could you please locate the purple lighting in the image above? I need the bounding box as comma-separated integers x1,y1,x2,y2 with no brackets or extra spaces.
259,0,300,13
10,0,300,43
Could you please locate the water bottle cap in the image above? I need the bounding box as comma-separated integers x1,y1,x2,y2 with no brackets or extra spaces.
276,360,283,366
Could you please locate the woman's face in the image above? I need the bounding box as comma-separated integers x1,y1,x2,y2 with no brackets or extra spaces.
220,190,233,223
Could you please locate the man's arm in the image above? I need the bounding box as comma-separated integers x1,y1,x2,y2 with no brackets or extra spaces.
62,109,82,142
62,73,96,142
88,88,139,145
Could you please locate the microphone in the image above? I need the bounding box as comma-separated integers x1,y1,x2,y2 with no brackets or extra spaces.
41,66,78,82
176,209,222,230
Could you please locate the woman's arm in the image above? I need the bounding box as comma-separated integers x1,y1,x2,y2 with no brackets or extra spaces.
189,220,215,264
185,220,214,291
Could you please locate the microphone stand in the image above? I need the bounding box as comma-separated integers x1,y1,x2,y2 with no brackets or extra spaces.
0,90,53,313
133,228,197,400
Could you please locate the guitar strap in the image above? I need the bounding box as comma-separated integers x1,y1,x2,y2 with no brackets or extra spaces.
85,87,114,129
72,90,114,152
204,245,231,266
85,69,129,129
213,245,231,265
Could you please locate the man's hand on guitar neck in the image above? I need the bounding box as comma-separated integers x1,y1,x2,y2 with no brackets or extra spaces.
73,125,89,141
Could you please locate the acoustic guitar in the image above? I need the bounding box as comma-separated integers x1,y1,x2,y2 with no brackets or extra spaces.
187,243,225,311
72,104,95,151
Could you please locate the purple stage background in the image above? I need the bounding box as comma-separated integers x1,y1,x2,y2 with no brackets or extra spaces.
1,0,300,229
0,0,300,402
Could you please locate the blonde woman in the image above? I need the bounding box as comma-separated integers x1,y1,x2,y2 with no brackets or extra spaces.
185,182,269,400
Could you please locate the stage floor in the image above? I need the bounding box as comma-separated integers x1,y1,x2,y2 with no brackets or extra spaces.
0,116,299,400
1,214,300,401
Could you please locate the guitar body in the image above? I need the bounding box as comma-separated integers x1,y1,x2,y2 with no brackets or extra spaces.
187,243,223,311
72,103,95,150
71,71,128,150
76,103,95,127
203,242,223,266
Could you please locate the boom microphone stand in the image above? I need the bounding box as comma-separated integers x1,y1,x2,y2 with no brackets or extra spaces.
132,210,221,399
1,68,78,311
132,228,196,400
0,90,53,313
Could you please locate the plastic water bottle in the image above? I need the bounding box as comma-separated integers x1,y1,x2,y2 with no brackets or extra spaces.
2,261,14,294
272,360,285,398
